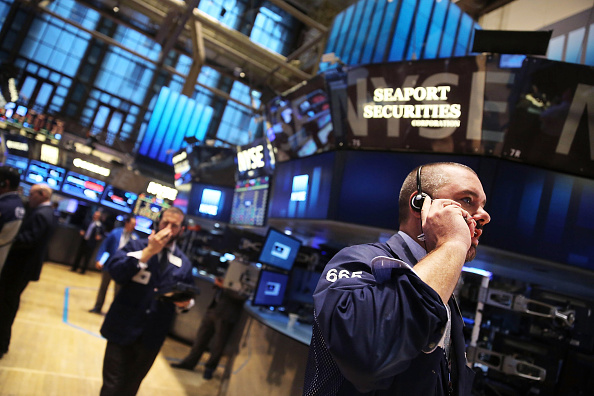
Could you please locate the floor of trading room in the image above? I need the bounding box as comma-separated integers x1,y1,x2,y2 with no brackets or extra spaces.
0,262,221,396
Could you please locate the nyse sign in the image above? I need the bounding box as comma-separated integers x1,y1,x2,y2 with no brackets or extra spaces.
347,57,486,153
346,56,594,177
237,145,265,173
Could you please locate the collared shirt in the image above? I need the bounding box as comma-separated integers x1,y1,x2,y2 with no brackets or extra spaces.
118,231,132,249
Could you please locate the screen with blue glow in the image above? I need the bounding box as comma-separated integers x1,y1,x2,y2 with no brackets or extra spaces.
24,160,65,190
186,183,233,222
199,188,222,216
61,171,106,202
268,152,335,219
134,215,154,235
3,154,29,178
252,269,290,307
258,228,302,272
100,185,138,213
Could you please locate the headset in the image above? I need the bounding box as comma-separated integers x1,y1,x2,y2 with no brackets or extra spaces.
410,165,429,212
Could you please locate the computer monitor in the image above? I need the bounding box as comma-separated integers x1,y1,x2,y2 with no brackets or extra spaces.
2,154,29,178
61,170,106,202
134,215,154,235
56,197,79,214
258,228,302,272
252,269,290,308
230,176,270,226
24,160,65,190
100,185,138,213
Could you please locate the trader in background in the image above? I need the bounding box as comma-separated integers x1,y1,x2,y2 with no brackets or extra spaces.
0,183,56,359
88,215,139,314
99,207,194,395
71,209,104,274
303,162,491,396
0,165,25,274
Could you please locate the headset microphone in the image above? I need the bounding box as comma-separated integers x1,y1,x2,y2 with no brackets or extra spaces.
410,166,429,212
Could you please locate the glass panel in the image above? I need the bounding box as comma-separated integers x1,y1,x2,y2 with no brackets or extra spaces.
424,0,448,59
388,0,414,62
349,0,377,65
439,4,461,58
586,24,594,66
547,35,565,61
373,0,399,63
566,27,586,63
454,13,473,57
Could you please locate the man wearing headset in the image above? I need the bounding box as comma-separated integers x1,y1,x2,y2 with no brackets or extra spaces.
99,207,194,396
303,162,490,396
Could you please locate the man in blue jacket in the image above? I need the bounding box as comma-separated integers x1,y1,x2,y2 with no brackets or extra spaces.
303,162,491,396
99,207,195,396
89,215,139,314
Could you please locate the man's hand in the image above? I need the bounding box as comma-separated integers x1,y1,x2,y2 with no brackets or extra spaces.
140,227,172,263
95,261,103,270
421,198,475,254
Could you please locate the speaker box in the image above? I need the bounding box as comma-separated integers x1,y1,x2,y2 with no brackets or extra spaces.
472,29,553,55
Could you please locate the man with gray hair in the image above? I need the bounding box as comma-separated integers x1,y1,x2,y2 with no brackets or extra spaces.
0,183,57,359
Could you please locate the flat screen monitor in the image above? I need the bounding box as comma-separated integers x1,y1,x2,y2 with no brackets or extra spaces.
258,228,302,272
252,269,290,307
3,154,29,178
268,151,335,219
24,160,65,190
133,193,171,223
100,185,138,213
61,170,106,202
230,176,270,226
186,183,233,222
134,215,154,235
18,182,32,197
56,197,79,214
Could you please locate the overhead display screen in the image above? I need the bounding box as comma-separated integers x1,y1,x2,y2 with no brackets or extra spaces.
61,171,106,202
186,183,233,223
265,73,339,162
3,154,29,178
230,176,270,227
100,185,138,213
268,151,336,219
24,160,65,190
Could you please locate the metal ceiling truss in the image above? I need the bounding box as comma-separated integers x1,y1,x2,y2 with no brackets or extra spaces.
31,0,328,113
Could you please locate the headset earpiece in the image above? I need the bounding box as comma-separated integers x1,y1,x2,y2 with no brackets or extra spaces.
410,166,428,212
410,192,428,212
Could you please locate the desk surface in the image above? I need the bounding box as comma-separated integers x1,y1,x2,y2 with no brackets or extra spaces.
244,302,313,346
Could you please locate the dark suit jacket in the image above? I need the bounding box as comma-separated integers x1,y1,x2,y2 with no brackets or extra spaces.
5,203,57,282
80,220,104,248
101,239,194,349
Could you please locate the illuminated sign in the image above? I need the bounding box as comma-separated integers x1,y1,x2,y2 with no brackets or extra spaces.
172,150,190,180
237,145,265,172
73,158,110,177
72,142,123,165
147,181,178,201
364,86,461,128
6,140,28,152
40,144,60,165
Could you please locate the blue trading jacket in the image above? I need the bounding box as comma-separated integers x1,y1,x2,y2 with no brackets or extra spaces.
101,238,194,349
303,233,475,396
94,227,139,266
